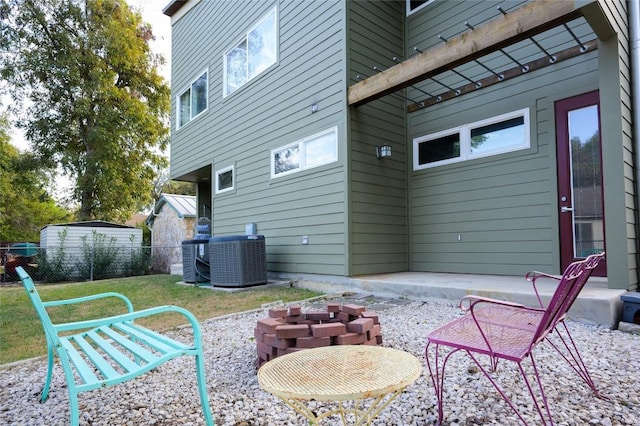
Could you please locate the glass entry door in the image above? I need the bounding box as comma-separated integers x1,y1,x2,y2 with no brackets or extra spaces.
555,91,606,276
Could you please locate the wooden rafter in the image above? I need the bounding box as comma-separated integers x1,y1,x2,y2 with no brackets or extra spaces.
406,38,599,113
347,0,583,107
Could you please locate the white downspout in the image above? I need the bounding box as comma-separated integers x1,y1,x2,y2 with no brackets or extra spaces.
631,0,640,286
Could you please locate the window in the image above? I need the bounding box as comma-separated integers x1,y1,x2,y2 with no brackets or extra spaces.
215,165,234,194
271,127,338,178
414,109,530,170
407,0,436,15
224,7,277,97
417,129,461,166
178,70,208,129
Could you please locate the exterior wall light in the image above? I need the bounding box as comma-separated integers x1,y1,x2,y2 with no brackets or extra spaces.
376,144,392,159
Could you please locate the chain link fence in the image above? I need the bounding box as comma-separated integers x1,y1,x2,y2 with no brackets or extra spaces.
1,244,183,284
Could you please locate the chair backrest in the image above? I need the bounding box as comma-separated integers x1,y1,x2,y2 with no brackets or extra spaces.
560,251,605,316
15,266,60,346
533,259,586,343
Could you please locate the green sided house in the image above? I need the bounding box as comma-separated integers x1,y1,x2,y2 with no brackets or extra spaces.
163,0,639,292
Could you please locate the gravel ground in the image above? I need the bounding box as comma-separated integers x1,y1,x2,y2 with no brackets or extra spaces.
1,293,639,426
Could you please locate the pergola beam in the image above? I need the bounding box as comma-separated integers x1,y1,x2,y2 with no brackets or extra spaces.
347,0,583,107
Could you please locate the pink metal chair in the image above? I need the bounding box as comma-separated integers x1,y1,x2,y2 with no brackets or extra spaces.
425,252,606,425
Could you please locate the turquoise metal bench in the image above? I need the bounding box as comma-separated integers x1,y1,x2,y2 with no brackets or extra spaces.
16,266,214,426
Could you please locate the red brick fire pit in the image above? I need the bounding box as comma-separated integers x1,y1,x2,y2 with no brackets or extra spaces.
254,302,382,368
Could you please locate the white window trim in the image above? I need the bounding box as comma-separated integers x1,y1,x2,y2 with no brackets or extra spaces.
412,126,463,169
176,69,208,130
413,108,530,170
407,0,436,16
223,6,278,98
271,127,338,179
215,165,235,194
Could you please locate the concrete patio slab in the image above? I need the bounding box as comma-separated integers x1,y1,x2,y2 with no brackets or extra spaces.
272,271,627,329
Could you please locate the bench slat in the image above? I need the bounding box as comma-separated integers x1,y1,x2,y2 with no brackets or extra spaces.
85,329,140,373
60,338,99,385
71,334,120,380
99,326,161,364
114,322,188,353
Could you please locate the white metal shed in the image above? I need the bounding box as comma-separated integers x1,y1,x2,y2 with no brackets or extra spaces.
40,221,143,276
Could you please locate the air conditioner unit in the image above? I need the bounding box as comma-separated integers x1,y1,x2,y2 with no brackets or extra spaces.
209,235,267,287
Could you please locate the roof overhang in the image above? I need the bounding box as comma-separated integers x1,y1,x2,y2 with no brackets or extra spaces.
162,0,187,17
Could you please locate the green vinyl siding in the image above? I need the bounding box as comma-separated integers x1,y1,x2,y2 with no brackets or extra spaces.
347,0,407,275
407,0,601,276
171,0,349,275
169,0,636,288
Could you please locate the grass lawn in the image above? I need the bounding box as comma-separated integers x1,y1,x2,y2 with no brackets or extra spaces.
0,275,321,365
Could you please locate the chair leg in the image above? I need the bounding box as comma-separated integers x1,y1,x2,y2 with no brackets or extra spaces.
425,342,460,426
40,343,55,403
465,351,553,426
546,322,605,399
195,352,215,426
525,353,554,425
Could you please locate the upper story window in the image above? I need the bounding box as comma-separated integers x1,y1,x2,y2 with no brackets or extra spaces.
413,108,530,170
407,0,436,15
224,7,278,97
271,127,338,178
215,165,234,194
178,70,208,129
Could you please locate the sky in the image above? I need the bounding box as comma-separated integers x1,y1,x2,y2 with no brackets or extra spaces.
7,0,173,151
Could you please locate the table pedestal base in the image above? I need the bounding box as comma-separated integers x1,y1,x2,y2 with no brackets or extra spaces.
277,388,406,426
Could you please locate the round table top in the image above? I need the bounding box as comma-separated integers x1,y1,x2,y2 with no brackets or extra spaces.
257,345,422,401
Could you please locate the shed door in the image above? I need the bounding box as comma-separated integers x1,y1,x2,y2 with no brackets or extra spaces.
555,91,606,276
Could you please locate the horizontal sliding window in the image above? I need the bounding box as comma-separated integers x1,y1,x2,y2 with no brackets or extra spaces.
414,108,530,170
271,127,338,178
417,130,461,165
224,7,277,97
177,70,208,129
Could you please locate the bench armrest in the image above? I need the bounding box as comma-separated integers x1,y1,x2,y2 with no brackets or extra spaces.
42,292,134,313
53,305,204,345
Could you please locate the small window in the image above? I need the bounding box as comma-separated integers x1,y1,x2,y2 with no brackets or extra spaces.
469,113,528,158
414,109,530,170
417,131,461,165
224,7,278,97
177,70,208,129
215,165,234,194
271,127,338,178
407,0,435,15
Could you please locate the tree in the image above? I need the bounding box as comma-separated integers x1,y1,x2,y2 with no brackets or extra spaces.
0,114,71,243
151,166,196,201
1,0,170,223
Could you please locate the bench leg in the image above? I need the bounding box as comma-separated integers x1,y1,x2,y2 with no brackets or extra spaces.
68,388,80,426
195,351,214,426
40,343,55,402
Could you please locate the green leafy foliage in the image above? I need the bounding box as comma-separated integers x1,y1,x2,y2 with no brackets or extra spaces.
2,0,170,222
0,115,71,243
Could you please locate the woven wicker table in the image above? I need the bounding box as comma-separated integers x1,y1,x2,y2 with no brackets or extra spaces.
257,345,422,425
